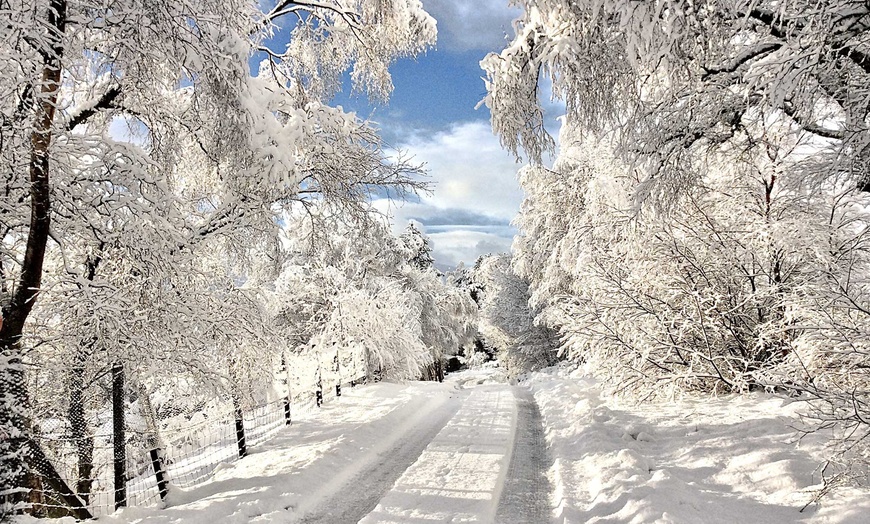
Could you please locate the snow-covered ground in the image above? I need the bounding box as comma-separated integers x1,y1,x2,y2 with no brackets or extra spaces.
17,365,870,524
527,365,870,524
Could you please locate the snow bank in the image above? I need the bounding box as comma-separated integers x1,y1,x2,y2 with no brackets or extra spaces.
526,365,870,523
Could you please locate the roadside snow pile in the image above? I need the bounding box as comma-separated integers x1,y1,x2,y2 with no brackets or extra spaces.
527,365,870,524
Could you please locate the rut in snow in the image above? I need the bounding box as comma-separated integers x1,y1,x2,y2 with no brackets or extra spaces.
495,386,553,524
297,392,463,524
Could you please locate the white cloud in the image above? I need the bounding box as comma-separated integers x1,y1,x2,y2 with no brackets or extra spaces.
372,199,515,269
372,121,525,268
369,112,569,271
423,0,522,52
428,230,513,269
400,121,525,222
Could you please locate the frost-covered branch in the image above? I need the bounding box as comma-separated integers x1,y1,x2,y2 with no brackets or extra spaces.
65,85,122,131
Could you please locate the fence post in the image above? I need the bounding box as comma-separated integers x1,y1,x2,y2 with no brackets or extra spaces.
139,384,170,503
332,349,340,399
281,353,292,425
231,396,247,458
111,362,127,509
228,353,248,459
148,448,169,502
316,362,323,407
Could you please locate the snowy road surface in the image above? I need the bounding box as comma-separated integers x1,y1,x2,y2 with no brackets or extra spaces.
359,386,516,523
61,373,550,524
297,391,460,523
21,366,870,524
495,387,552,524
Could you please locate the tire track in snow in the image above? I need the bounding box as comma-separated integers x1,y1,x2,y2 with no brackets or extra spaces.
359,385,516,523
296,390,463,524
495,386,553,524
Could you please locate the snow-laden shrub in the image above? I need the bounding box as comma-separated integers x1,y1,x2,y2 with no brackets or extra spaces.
515,128,866,395
270,218,477,383
514,127,870,474
318,280,431,381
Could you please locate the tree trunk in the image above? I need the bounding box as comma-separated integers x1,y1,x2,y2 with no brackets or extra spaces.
0,341,32,512
0,0,68,512
67,353,94,503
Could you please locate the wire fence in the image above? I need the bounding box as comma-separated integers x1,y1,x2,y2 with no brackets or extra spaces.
19,346,368,519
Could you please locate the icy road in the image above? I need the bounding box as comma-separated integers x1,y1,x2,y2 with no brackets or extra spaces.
86,372,551,524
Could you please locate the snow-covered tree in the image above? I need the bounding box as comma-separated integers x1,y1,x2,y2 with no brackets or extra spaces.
406,268,477,381
269,215,475,384
1,0,436,513
399,221,435,271
482,0,870,195
473,254,558,378
486,0,870,477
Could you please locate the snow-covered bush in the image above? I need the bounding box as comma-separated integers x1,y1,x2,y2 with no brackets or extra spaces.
270,216,476,383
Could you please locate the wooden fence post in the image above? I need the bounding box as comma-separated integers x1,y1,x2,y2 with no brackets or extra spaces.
333,349,340,398
281,353,292,425
231,397,247,458
316,362,323,407
148,448,169,502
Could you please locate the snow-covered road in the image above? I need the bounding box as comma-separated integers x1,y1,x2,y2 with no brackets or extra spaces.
495,387,552,524
51,374,546,524
21,366,870,524
298,389,460,523
360,386,516,523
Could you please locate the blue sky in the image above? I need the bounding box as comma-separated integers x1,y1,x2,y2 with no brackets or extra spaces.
110,1,551,270
254,0,562,269
330,0,535,270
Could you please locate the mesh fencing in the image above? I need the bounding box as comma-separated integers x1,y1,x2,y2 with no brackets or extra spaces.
30,425,118,517
12,346,368,519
